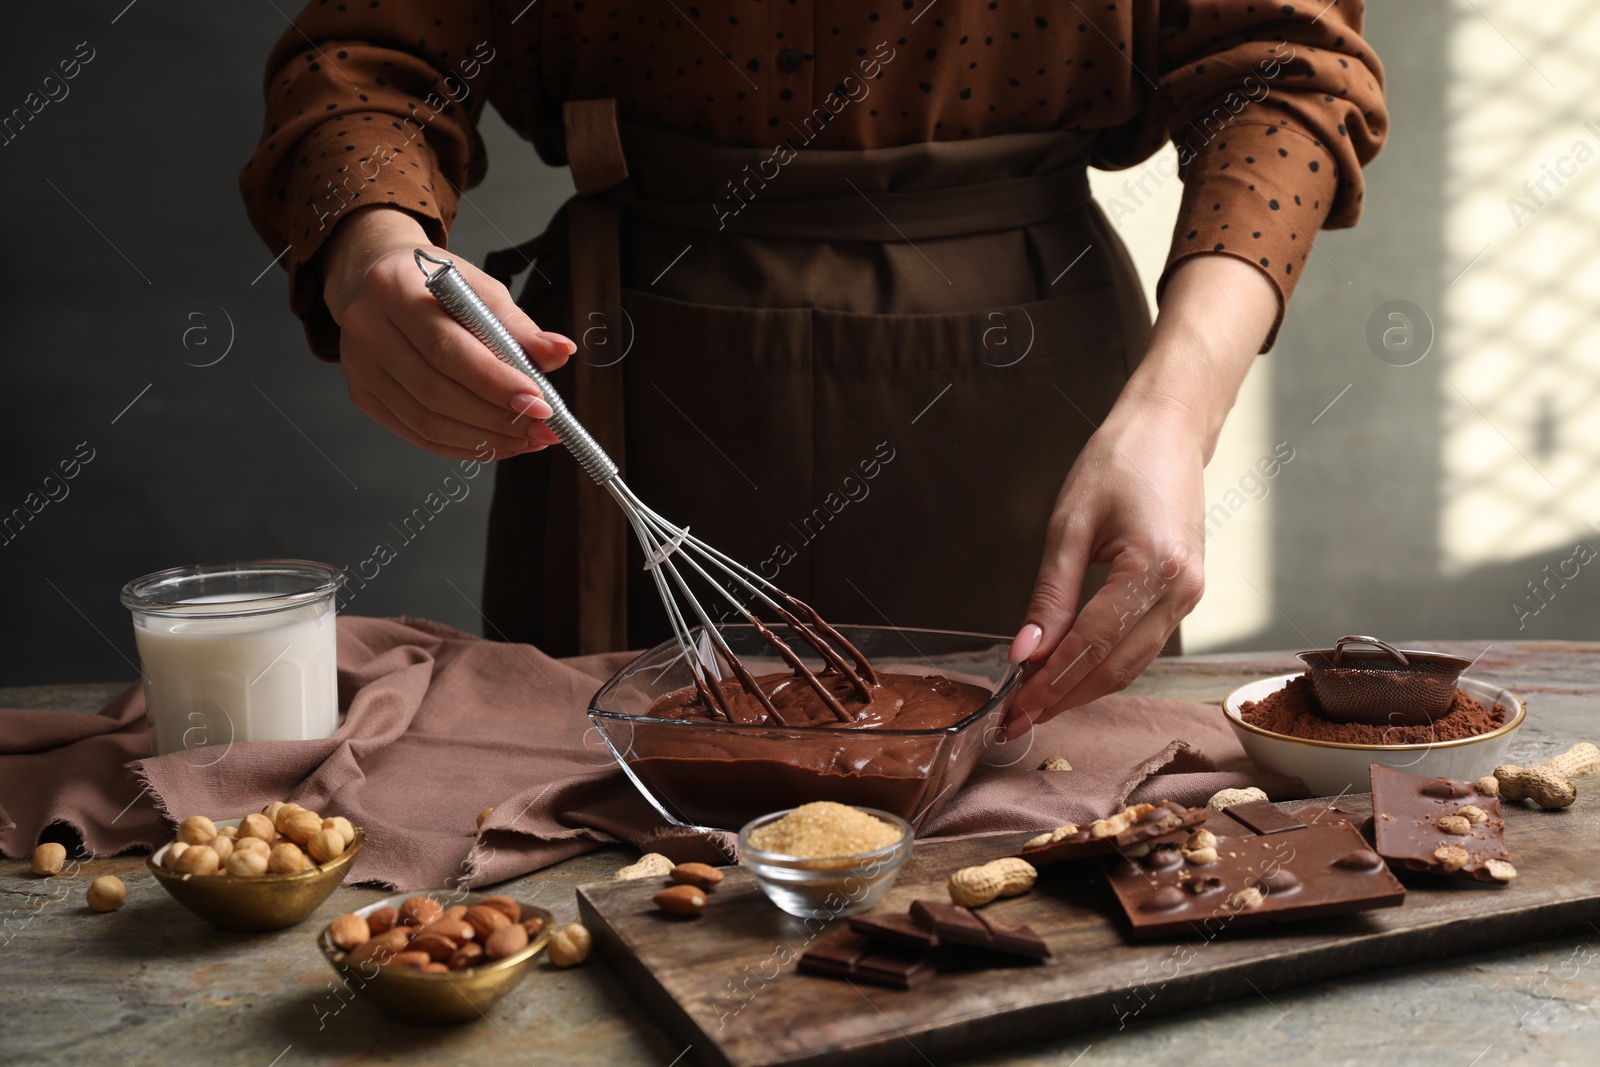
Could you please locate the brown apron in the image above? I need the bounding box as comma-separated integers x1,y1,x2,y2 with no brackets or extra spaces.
482,99,1153,657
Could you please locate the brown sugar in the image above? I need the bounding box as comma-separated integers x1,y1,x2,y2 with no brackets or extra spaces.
746,801,902,857
1240,675,1504,744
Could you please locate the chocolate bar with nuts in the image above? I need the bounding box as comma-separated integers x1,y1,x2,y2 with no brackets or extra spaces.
1016,800,1209,866
1104,823,1406,939
908,900,1050,960
797,927,944,989
1369,764,1516,884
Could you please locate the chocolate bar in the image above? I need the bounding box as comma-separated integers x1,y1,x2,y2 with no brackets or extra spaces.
796,927,944,989
1224,799,1307,835
1018,800,1209,866
1369,764,1515,883
848,910,940,951
1104,823,1406,939
908,900,1050,960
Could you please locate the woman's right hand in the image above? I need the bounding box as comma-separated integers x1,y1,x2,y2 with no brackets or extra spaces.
320,206,575,461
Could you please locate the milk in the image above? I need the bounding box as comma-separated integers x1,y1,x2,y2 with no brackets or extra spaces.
133,601,338,756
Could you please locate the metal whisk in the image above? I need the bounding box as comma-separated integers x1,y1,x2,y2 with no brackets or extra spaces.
415,250,879,726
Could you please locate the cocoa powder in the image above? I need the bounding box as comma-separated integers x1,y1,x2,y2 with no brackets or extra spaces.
1240,675,1504,744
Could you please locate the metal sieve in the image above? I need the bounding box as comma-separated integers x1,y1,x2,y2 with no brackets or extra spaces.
1297,636,1472,727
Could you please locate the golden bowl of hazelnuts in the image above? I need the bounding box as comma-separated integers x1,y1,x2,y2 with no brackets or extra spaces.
317,891,558,1024
145,800,364,932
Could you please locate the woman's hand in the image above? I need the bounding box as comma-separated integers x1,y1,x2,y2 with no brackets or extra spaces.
320,206,576,461
1000,254,1280,739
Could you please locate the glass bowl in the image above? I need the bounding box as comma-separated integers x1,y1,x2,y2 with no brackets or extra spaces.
738,807,914,918
587,624,1022,832
1223,672,1526,796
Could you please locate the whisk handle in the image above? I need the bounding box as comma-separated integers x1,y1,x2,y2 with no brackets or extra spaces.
414,250,619,484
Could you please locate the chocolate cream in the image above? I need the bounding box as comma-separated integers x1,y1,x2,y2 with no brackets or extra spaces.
629,671,994,828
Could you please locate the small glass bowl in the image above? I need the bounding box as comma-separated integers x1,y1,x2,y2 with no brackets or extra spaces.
738,807,914,919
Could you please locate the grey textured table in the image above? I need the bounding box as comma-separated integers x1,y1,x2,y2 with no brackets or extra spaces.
4,642,1599,1066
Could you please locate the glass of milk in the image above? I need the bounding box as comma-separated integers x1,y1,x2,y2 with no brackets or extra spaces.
120,561,344,757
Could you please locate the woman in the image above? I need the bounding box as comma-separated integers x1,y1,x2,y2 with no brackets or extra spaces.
240,1,1385,739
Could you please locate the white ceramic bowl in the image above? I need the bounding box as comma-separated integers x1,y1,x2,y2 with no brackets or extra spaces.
1223,673,1525,797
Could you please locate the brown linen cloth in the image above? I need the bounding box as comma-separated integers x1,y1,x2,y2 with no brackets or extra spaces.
0,617,1302,889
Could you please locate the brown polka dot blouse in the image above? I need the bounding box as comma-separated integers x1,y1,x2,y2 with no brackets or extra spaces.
240,0,1387,355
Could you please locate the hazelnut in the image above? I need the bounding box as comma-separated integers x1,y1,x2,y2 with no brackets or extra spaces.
86,875,126,912
233,836,271,858
267,843,309,875
546,923,591,967
321,816,355,850
226,849,269,877
261,801,288,825
238,813,276,842
31,843,67,876
178,815,218,846
328,913,371,951
272,803,305,833
209,835,235,864
160,840,190,871
215,825,239,839
306,829,345,865
175,845,221,877
283,810,324,846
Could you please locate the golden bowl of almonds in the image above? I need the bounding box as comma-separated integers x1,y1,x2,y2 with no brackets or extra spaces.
145,801,364,932
317,891,557,1024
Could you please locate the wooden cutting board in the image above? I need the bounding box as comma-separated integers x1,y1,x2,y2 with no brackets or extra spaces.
577,793,1600,1067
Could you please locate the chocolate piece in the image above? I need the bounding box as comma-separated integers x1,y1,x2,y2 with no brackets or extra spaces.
848,911,940,952
1224,800,1307,836
1369,764,1514,883
908,900,1050,960
1290,804,1363,831
1103,823,1406,939
1018,801,1209,866
796,928,943,989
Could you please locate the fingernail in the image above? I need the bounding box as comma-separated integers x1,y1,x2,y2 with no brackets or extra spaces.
535,331,577,356
510,393,552,419
1009,624,1044,665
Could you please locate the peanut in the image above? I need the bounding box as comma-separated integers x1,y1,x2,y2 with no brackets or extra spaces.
1434,815,1472,836
1485,858,1518,883
1023,822,1080,849
86,875,125,912
1494,764,1577,809
31,843,67,876
546,923,592,967
1457,805,1490,825
1089,804,1152,840
653,884,707,916
1473,775,1500,797
1180,829,1219,866
1206,787,1269,811
1541,742,1600,779
614,853,675,881
1226,886,1264,911
1433,845,1471,873
947,857,1037,908
1038,756,1073,772
670,863,724,892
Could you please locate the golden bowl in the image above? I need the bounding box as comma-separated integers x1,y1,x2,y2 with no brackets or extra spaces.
317,891,555,1024
146,826,365,932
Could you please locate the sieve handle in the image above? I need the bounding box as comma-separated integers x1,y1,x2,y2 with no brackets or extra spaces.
1330,635,1410,667
413,249,619,485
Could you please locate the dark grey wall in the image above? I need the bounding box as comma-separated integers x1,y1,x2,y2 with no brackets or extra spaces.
0,5,575,685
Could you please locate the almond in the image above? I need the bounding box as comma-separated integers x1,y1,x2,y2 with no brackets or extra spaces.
345,927,409,964
420,961,450,973
386,950,431,970
448,943,485,970
670,863,724,892
442,904,469,922
464,904,511,939
522,916,546,937
420,918,476,944
483,922,529,960
653,884,707,917
409,934,459,962
328,913,370,951
480,895,521,923
366,906,400,935
398,897,444,929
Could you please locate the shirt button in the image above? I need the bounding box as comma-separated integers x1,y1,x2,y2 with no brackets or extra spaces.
777,48,804,72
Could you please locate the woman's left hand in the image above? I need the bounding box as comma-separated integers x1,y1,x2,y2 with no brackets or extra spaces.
999,253,1281,739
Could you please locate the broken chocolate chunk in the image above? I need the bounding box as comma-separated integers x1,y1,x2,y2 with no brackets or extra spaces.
848,911,940,952
1224,799,1308,836
797,927,943,989
908,900,1050,960
1369,764,1514,884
